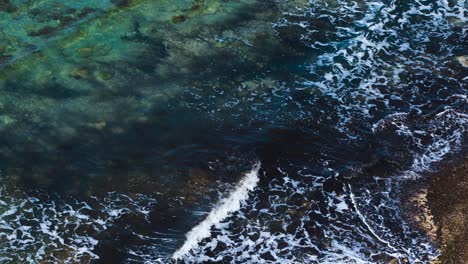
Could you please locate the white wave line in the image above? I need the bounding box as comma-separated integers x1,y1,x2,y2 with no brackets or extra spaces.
348,184,400,254
172,162,261,260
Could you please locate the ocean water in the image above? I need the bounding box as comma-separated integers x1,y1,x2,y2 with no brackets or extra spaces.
0,0,466,263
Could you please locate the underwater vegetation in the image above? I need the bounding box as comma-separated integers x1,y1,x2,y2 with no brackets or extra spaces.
0,0,289,192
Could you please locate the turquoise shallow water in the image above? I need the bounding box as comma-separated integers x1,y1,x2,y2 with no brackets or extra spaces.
0,0,467,263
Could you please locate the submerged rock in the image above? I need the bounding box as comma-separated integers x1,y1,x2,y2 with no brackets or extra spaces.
96,70,113,80
28,26,58,37
172,14,187,23
78,47,94,57
69,66,91,79
110,0,133,7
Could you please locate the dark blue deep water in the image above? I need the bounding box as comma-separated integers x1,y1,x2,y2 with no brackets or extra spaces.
0,0,466,263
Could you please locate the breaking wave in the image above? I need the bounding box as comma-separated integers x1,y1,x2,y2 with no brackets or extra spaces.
173,163,261,260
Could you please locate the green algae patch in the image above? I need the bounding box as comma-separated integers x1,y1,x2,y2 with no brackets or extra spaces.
0,0,285,196
0,0,276,137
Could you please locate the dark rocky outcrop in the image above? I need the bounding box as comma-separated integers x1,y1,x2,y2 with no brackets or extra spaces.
428,158,468,264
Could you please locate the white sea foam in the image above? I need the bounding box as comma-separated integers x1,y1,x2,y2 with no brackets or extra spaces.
272,0,467,135
172,162,261,260
0,183,159,263
182,164,439,263
373,108,468,178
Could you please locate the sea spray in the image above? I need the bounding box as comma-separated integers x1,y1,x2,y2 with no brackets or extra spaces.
172,162,261,260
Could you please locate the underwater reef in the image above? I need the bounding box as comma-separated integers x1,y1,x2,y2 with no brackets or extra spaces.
0,0,290,193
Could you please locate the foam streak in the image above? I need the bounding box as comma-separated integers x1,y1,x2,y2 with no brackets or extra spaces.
349,184,400,254
172,163,261,260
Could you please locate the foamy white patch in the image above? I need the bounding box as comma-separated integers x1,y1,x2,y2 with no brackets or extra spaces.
272,0,467,137
373,108,467,178
0,183,158,263
410,110,468,173
172,162,261,260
